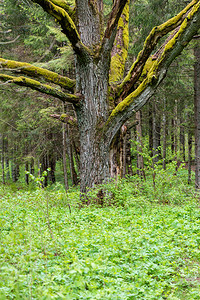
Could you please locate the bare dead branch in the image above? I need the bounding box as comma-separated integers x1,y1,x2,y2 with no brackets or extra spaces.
0,35,20,45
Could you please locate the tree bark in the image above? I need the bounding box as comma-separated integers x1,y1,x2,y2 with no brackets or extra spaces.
48,152,56,184
66,124,78,186
1,134,5,184
180,115,186,162
162,97,167,170
1,0,200,193
136,111,145,178
152,99,161,163
75,2,110,193
63,122,69,191
25,140,29,185
188,124,193,184
126,127,133,176
30,157,34,176
149,102,153,156
3,136,10,181
11,141,20,183
194,42,200,188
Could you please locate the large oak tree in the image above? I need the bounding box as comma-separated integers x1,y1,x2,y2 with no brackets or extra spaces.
0,0,200,193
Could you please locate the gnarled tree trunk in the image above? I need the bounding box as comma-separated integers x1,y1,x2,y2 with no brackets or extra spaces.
1,0,200,193
75,1,110,193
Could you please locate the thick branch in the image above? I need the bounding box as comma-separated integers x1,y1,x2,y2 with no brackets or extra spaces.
109,1,130,83
0,74,80,104
0,58,75,91
116,0,199,100
32,0,86,54
104,0,128,39
50,0,75,17
100,0,129,55
104,1,200,144
50,113,77,127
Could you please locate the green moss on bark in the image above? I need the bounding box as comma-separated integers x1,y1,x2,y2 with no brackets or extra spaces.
109,1,129,83
0,58,75,90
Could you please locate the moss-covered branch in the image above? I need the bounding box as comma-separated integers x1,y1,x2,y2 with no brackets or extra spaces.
31,0,86,54
50,113,77,127
116,0,199,100
0,74,80,104
100,0,129,55
0,58,75,92
104,1,200,144
50,0,75,18
109,1,129,83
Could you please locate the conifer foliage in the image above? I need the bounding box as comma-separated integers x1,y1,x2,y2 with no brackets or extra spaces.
0,0,200,192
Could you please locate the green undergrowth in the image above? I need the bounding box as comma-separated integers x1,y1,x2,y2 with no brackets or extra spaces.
0,171,200,299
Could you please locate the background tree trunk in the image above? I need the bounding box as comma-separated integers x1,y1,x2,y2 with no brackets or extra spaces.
162,97,167,170
194,42,200,188
1,134,5,184
152,99,161,163
180,114,185,162
188,123,193,184
136,111,145,178
149,102,153,156
62,122,69,191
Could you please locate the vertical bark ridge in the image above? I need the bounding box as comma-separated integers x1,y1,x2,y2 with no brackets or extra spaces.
76,0,104,47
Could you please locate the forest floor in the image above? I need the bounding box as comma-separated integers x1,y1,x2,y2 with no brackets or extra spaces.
0,170,200,299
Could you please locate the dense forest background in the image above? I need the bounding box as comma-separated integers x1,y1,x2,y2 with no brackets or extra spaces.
1,1,200,299
0,0,199,188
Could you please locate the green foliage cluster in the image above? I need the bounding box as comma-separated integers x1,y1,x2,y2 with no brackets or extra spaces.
85,164,196,207
0,169,200,299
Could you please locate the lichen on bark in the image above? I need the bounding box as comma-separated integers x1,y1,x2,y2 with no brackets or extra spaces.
0,73,79,103
109,1,129,83
0,58,75,91
117,0,199,99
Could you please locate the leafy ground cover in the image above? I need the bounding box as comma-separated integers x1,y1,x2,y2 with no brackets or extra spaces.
0,171,200,299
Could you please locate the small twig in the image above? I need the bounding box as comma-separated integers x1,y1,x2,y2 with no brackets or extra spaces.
0,35,20,45
68,203,72,214
0,80,13,85
193,35,200,39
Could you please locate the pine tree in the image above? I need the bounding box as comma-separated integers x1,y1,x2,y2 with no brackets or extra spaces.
0,0,200,193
